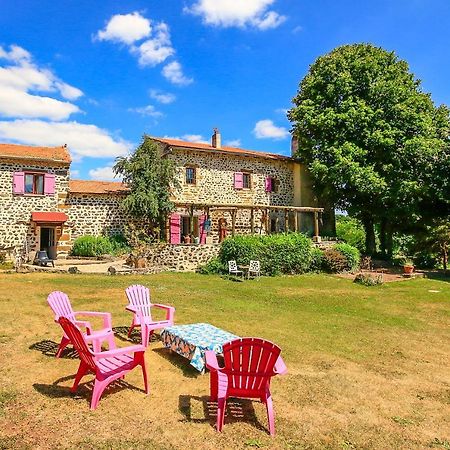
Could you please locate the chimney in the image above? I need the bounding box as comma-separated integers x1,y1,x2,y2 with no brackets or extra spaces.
291,134,299,156
211,128,221,149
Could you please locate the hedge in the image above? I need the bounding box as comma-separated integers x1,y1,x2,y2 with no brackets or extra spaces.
219,233,318,276
71,234,130,257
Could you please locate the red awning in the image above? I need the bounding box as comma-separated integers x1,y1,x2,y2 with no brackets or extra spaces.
31,212,68,223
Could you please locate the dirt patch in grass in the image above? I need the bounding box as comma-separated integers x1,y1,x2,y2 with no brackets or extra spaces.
0,272,449,449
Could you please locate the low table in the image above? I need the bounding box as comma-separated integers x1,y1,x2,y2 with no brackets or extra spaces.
160,323,239,373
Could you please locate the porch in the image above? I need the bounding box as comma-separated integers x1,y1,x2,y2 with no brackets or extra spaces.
167,202,324,244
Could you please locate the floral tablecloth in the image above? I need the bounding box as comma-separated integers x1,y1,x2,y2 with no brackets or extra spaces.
160,323,239,372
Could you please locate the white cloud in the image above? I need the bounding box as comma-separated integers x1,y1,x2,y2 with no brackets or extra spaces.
89,165,119,181
162,61,193,86
253,119,289,140
163,134,209,144
132,23,174,67
292,25,303,34
96,13,175,68
224,139,241,147
185,0,286,30
128,104,163,118
0,44,83,120
149,89,176,104
0,119,131,159
70,169,80,178
95,12,151,45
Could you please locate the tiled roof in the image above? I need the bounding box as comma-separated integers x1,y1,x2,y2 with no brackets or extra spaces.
0,143,71,163
31,212,68,223
152,137,292,161
69,179,128,194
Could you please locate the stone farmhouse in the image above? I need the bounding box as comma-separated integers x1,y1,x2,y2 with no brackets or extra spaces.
0,129,328,260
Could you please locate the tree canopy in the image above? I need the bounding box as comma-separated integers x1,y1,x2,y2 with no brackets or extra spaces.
288,43,450,255
113,136,178,240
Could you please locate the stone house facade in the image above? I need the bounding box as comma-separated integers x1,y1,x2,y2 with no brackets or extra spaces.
0,131,325,260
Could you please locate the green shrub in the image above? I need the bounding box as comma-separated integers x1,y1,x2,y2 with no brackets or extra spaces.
71,234,130,257
334,243,360,271
354,272,384,286
219,233,317,276
310,247,324,272
336,214,366,252
198,257,226,274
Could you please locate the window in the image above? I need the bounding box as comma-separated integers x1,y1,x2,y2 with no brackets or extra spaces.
242,172,251,189
25,173,45,195
185,167,196,185
266,176,278,193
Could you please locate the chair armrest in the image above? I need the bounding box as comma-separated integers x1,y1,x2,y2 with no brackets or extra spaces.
73,320,92,334
84,330,112,341
205,350,222,372
94,344,146,359
125,306,147,346
152,304,175,322
74,311,112,329
274,356,288,375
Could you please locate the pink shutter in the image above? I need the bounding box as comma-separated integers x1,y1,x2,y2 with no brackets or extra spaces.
265,176,273,192
199,215,207,244
13,172,25,194
169,214,181,244
44,173,56,195
234,172,243,189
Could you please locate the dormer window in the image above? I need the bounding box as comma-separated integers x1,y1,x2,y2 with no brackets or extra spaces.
185,167,196,185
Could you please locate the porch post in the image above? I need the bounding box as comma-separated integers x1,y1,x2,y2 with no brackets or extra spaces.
313,211,320,242
189,205,194,236
265,209,270,234
284,210,289,233
250,207,255,234
294,211,298,232
231,209,236,237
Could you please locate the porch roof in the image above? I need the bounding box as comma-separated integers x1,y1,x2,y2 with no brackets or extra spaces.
31,212,68,223
174,201,324,213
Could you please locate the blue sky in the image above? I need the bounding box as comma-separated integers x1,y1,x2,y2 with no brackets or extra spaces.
1,0,449,180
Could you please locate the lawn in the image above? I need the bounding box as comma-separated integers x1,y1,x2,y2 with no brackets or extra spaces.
0,272,449,449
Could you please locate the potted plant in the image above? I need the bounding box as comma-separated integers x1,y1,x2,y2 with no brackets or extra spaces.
403,258,414,274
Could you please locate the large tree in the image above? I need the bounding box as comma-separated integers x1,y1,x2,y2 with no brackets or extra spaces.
288,43,450,255
113,136,178,241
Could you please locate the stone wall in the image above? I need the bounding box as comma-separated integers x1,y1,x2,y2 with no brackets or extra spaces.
168,149,295,206
60,193,129,255
144,243,220,272
0,159,69,257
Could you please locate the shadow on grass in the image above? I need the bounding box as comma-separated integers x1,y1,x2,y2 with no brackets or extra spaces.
152,347,200,379
178,395,267,432
33,376,147,406
423,270,450,283
112,326,159,344
29,340,79,359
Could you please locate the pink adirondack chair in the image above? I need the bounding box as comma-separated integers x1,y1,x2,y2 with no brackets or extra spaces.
58,317,149,410
47,291,116,357
205,337,288,436
125,285,175,346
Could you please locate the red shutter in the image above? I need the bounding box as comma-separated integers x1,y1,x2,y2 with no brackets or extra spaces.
169,214,181,244
44,173,56,195
199,215,207,244
13,172,25,194
265,176,272,192
234,172,243,189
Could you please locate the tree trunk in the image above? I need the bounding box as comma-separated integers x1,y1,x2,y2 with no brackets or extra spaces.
443,243,448,272
363,216,376,255
386,226,393,258
380,219,386,257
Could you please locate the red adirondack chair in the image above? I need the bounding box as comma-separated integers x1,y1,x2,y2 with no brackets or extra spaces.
205,337,287,436
125,285,175,346
58,317,149,410
47,291,116,357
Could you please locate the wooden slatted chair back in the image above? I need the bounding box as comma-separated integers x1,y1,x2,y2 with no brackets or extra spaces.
222,338,281,394
125,284,152,319
58,317,97,371
47,291,76,322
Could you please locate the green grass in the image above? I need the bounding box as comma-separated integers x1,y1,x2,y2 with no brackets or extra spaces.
0,272,449,449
